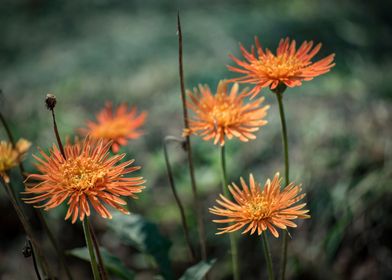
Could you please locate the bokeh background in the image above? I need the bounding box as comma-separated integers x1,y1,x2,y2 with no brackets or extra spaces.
0,0,391,279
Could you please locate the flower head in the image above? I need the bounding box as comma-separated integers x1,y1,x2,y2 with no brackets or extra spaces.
228,37,335,98
210,173,310,237
0,138,31,183
23,138,145,223
80,102,147,152
183,80,269,146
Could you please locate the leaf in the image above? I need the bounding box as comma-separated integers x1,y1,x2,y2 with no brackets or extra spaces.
108,213,173,280
179,259,217,280
68,247,135,280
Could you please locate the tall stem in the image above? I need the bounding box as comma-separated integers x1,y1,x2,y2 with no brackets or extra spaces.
0,178,52,279
82,219,100,280
275,91,289,280
262,233,275,280
220,146,240,280
50,109,66,159
177,11,207,261
89,221,108,280
1,111,72,279
163,136,196,262
27,239,43,280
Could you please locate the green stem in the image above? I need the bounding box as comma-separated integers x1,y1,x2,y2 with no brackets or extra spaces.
220,145,240,280
262,233,275,280
88,220,108,280
82,219,100,280
276,91,289,280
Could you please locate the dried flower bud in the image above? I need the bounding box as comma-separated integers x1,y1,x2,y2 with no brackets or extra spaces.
45,94,57,110
22,240,32,258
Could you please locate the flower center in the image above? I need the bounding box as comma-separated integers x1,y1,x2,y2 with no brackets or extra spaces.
254,54,305,79
245,196,269,221
91,119,130,139
209,94,241,127
60,157,107,191
0,146,17,171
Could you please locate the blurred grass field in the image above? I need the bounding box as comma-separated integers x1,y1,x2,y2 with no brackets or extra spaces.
0,0,391,279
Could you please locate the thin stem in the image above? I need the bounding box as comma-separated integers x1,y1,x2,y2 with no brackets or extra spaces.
262,233,275,280
0,177,52,278
0,112,15,145
36,213,74,280
28,239,43,280
163,136,196,262
220,146,240,280
0,112,26,177
275,90,289,280
1,110,73,279
177,10,207,261
50,109,66,159
82,219,100,280
88,221,108,280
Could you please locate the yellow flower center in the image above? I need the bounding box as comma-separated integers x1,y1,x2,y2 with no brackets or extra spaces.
60,156,107,191
0,144,18,172
254,54,305,79
208,94,241,127
91,119,130,139
244,195,269,221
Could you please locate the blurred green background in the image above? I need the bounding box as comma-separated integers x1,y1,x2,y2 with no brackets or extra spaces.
0,0,391,279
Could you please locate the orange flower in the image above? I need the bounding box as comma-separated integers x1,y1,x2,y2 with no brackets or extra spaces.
183,81,269,146
0,138,31,183
209,173,310,237
80,102,147,152
228,37,335,98
23,138,145,223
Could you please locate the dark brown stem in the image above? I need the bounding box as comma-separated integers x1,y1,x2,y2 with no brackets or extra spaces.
0,112,26,177
50,109,66,159
89,221,108,280
0,112,15,146
28,239,43,280
0,177,52,278
37,212,74,280
164,136,196,262
1,110,73,279
177,10,208,262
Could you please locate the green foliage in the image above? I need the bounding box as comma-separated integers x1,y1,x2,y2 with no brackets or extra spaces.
68,247,135,280
108,213,173,280
179,259,217,280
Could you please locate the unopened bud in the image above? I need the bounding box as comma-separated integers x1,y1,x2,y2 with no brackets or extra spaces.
45,93,57,110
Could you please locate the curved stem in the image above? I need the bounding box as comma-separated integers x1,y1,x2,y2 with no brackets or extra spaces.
177,11,207,261
0,178,52,278
37,213,74,280
28,239,43,280
1,111,73,279
275,91,289,280
262,233,275,280
82,219,100,280
163,136,196,262
220,146,240,280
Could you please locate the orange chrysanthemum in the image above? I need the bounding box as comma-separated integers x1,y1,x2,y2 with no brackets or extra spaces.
23,138,145,223
228,37,335,97
183,81,269,146
0,138,31,183
80,102,147,152
210,173,310,237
